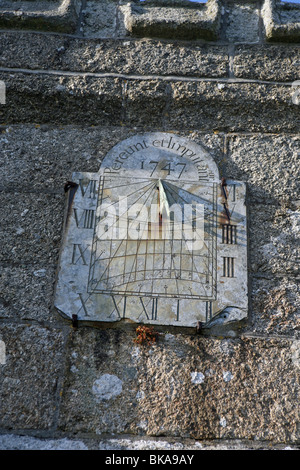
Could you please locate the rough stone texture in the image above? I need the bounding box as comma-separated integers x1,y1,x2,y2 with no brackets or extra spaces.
168,81,299,133
0,265,58,323
57,328,299,443
0,0,299,452
223,2,260,43
0,0,80,33
122,0,221,41
82,0,117,38
263,0,300,43
0,73,299,132
0,32,229,77
0,324,66,430
1,433,297,450
233,45,300,82
0,191,64,265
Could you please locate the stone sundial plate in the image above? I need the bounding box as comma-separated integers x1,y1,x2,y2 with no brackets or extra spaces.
55,133,248,327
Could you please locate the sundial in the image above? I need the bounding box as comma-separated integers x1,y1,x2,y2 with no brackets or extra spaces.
55,133,248,327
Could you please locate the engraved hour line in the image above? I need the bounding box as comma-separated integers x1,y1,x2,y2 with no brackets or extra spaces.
95,180,156,232
90,182,158,292
94,224,215,291
110,295,126,319
93,236,215,290
89,181,157,284
162,181,216,275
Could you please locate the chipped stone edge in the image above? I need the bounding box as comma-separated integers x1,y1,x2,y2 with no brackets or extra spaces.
121,0,221,41
262,0,300,43
0,0,82,33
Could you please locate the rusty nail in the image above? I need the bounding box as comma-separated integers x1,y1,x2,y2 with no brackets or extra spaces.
221,177,228,200
196,321,203,334
64,181,78,193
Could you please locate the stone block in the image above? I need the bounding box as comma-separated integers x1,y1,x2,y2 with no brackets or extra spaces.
0,32,229,78
262,0,300,43
0,125,131,192
0,323,65,429
81,0,117,38
168,81,300,132
224,2,260,44
58,327,300,442
248,203,300,278
233,45,300,82
0,265,58,323
0,0,81,33
226,134,300,203
0,72,123,126
0,191,65,265
251,276,300,337
124,79,169,127
121,0,221,40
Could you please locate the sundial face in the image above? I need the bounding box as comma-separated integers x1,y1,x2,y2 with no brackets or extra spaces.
55,133,248,327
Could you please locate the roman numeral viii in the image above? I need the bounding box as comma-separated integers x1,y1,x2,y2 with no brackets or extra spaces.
73,209,95,229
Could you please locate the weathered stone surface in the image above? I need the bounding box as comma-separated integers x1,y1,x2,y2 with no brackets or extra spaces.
58,328,300,443
168,81,300,132
82,0,117,38
0,0,80,33
0,265,58,323
224,1,260,44
122,0,221,41
0,32,229,78
1,71,298,131
0,125,132,191
0,434,89,450
233,45,300,82
1,433,297,450
0,324,65,429
262,0,300,43
0,72,123,126
251,276,300,338
54,132,248,327
0,191,65,265
226,134,300,203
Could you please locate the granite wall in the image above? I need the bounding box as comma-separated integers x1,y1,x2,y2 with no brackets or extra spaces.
0,0,299,450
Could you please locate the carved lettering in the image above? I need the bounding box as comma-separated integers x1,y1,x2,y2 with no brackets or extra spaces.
72,244,89,265
73,209,95,229
78,179,97,199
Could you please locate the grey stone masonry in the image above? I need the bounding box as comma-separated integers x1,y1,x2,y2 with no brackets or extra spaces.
0,0,299,41
0,0,299,453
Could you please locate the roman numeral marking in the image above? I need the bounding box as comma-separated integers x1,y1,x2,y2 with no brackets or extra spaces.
222,257,235,277
78,179,97,199
71,244,89,265
77,293,90,316
222,224,237,244
139,297,158,320
110,295,126,319
73,209,95,229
